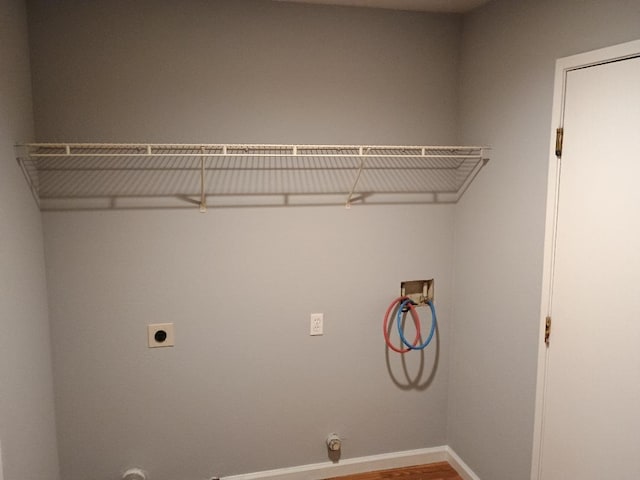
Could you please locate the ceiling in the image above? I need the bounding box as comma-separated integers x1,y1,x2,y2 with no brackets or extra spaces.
272,0,491,13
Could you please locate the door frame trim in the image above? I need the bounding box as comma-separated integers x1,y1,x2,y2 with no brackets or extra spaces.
531,38,640,480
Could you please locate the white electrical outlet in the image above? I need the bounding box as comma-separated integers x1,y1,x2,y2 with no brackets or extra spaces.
310,313,323,336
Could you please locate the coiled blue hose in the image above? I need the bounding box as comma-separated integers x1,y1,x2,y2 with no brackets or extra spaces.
396,298,437,350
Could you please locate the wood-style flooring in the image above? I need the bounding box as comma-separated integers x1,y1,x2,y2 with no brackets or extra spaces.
325,462,463,480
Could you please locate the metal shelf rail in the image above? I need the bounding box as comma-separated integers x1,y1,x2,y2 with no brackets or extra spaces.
16,143,489,211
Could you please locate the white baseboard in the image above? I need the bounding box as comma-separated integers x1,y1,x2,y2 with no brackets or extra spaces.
223,445,480,480
445,447,482,480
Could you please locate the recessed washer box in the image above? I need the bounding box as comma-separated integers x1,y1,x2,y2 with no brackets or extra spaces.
400,279,434,306
148,323,175,348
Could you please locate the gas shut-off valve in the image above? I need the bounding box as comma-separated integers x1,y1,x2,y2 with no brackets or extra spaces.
122,468,147,480
327,433,342,452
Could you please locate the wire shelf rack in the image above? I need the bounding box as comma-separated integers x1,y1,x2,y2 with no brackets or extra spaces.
16,143,489,211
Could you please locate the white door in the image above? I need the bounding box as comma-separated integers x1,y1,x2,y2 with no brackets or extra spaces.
538,49,640,479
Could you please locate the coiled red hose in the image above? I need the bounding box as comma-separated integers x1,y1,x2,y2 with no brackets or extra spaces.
383,296,421,353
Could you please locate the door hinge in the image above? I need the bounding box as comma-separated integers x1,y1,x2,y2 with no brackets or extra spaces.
545,316,552,346
555,128,564,158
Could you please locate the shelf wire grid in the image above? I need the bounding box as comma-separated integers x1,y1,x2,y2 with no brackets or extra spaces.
16,143,489,209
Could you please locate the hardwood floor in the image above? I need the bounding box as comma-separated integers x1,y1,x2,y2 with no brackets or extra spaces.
325,462,463,480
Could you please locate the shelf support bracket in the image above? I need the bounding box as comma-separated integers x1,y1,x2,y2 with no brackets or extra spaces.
199,147,207,213
345,147,369,209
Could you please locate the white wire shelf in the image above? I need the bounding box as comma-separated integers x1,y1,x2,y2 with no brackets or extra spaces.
16,143,489,211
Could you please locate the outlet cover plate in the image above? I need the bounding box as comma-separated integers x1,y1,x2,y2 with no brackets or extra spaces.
310,313,323,336
148,323,175,348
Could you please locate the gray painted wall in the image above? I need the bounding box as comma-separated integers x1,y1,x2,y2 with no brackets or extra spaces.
450,1,640,479
28,0,461,145
29,2,462,479
44,206,453,480
0,0,60,478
